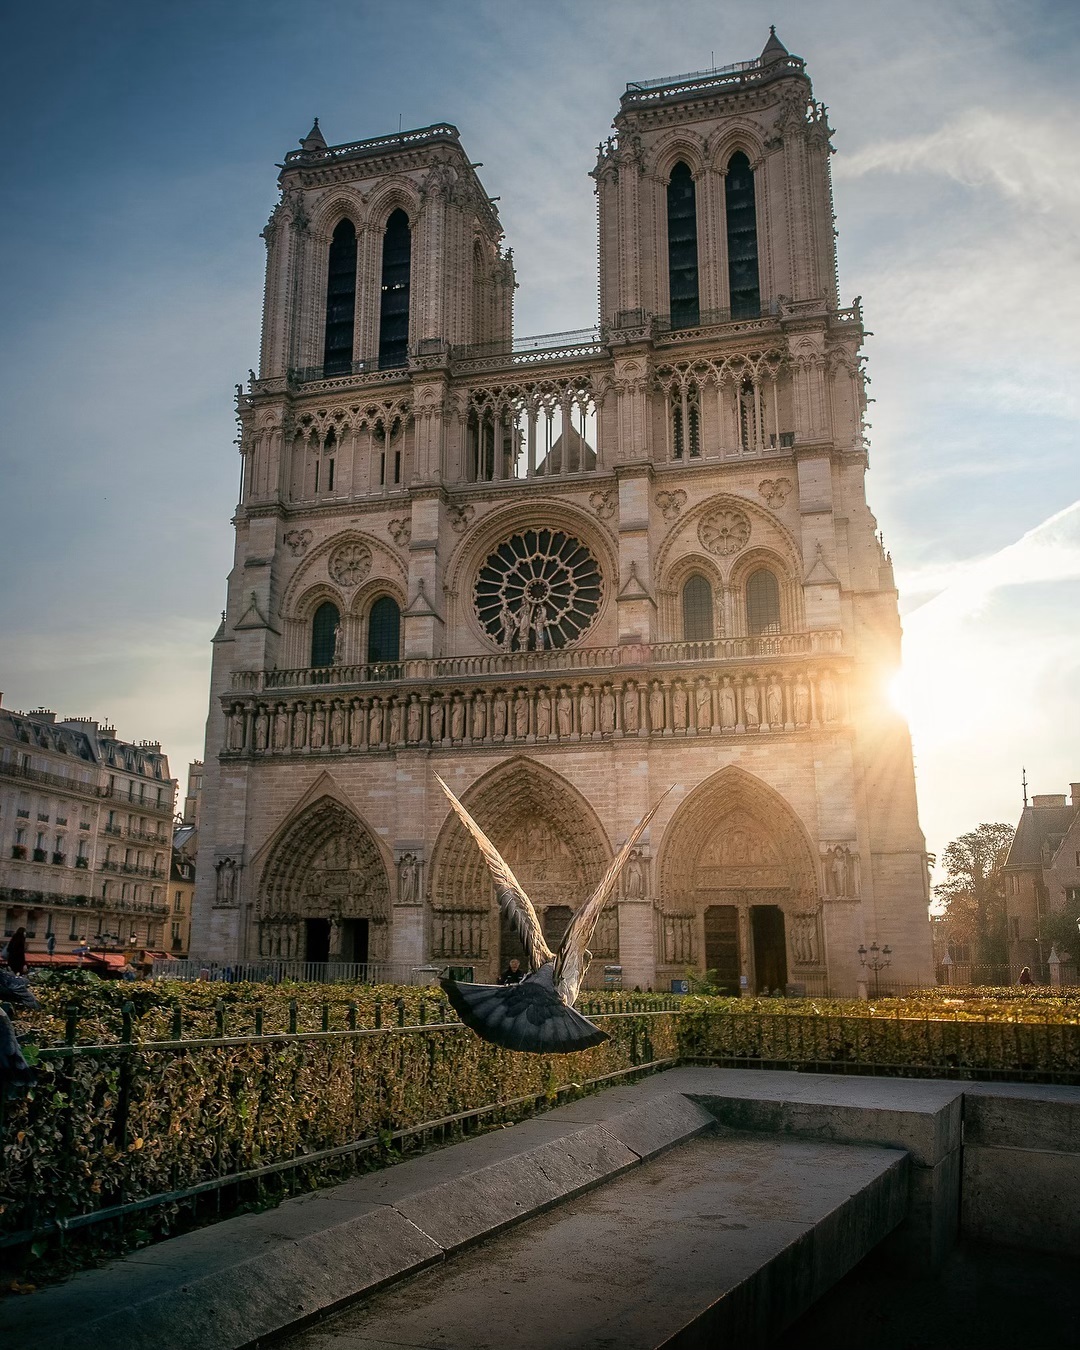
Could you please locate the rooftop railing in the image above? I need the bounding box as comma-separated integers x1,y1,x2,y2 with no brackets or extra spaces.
282,123,460,168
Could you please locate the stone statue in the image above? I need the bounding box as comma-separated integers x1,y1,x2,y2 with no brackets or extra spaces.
532,606,548,651
672,683,688,730
499,599,515,651
600,686,616,734
514,690,529,738
830,845,849,897
451,697,465,741
275,706,290,748
406,696,422,743
536,690,552,737
215,858,238,906
331,622,344,665
624,850,646,899
292,705,308,749
330,701,345,745
743,680,760,729
557,689,573,737
310,704,325,749
649,681,665,732
766,679,783,727
579,686,595,736
493,691,507,738
515,602,532,651
389,700,403,744
819,673,839,723
720,678,737,730
368,700,383,744
349,701,364,745
794,678,810,727
254,707,269,750
430,697,445,742
228,706,245,751
695,679,711,731
623,682,639,733
398,853,420,905
472,695,487,740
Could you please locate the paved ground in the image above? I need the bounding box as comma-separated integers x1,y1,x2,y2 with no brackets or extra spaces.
771,1239,1080,1350
282,1133,906,1350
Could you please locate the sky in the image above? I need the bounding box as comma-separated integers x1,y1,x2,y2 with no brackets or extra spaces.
1,0,1077,872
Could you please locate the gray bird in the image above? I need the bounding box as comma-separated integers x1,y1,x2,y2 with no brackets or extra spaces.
435,773,671,1054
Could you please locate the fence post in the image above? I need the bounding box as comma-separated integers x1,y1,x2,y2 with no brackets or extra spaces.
396,997,406,1027
347,1001,358,1031
288,999,298,1034
64,1002,79,1045
322,1002,330,1033
374,998,383,1029
215,999,225,1038
171,1005,183,1040
254,1004,264,1037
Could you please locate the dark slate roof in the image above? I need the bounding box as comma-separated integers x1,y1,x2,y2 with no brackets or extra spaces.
1005,803,1079,869
0,710,96,762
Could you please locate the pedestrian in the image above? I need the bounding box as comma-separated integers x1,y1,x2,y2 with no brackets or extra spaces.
3,927,28,976
498,957,525,985
1017,966,1034,986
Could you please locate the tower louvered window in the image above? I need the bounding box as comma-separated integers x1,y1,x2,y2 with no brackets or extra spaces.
367,596,401,664
378,209,411,369
323,219,357,375
746,569,781,636
311,601,341,668
682,575,714,640
667,162,699,328
725,152,760,318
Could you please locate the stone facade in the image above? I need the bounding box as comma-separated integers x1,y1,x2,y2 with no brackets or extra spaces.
1003,784,1080,976
191,32,933,995
0,702,176,961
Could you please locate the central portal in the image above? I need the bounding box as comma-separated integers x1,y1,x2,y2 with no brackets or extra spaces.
751,905,787,993
703,905,740,994
305,917,330,963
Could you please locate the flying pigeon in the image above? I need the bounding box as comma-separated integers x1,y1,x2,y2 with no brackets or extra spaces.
435,773,671,1054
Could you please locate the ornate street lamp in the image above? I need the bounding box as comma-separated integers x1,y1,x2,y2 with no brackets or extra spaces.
858,941,892,998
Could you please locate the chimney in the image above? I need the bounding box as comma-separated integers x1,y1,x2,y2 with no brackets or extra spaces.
1032,794,1067,808
1071,784,1080,807
30,708,56,723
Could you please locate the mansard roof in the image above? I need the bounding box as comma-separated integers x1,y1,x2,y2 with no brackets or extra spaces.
1005,799,1080,870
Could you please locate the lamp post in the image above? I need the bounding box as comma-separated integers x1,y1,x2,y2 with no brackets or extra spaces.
858,942,892,998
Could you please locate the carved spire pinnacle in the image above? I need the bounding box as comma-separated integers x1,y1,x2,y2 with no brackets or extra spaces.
299,118,328,153
760,25,789,65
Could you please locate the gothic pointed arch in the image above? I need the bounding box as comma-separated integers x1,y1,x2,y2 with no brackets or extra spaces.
659,767,818,911
256,794,392,960
428,759,616,971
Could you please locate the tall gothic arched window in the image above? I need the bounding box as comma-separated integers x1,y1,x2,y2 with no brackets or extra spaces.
725,152,760,318
746,569,781,636
311,601,341,668
323,219,357,375
667,162,699,328
378,209,411,369
367,596,401,664
682,574,714,641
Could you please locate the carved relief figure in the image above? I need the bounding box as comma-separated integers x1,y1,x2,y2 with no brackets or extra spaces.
695,678,712,731
624,849,646,899
766,679,783,727
557,689,573,737
398,853,420,905
672,683,688,731
600,685,616,734
791,912,819,964
579,685,595,735
649,681,665,732
719,678,737,730
536,690,552,737
623,681,640,733
215,858,238,906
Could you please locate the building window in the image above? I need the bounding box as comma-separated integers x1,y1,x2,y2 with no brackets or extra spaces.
682,575,714,641
1009,917,1021,940
367,596,401,664
725,151,760,318
323,218,357,375
378,209,411,369
671,388,701,459
172,920,182,942
667,161,699,328
174,890,184,913
746,569,781,636
310,601,341,668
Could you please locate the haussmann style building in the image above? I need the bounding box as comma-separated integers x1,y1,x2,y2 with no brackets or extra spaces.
190,31,933,996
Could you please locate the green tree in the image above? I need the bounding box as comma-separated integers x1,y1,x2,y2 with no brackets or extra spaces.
1041,890,1080,962
934,823,1015,968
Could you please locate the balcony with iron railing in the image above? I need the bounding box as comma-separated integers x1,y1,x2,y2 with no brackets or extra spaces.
232,633,842,695
0,759,100,799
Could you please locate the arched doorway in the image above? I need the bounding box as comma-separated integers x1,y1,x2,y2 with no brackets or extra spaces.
659,768,819,993
429,759,614,979
256,796,391,965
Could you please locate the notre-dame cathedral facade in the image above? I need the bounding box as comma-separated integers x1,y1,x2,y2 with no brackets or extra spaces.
191,31,933,995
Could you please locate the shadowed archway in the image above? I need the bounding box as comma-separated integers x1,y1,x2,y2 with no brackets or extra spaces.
428,759,616,975
256,796,391,962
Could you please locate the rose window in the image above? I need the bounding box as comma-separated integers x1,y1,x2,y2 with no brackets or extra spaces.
328,540,372,587
698,508,751,557
474,529,603,651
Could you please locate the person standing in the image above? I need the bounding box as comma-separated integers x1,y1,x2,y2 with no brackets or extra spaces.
498,958,525,985
3,927,28,976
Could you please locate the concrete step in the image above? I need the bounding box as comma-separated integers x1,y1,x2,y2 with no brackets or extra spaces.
282,1132,909,1350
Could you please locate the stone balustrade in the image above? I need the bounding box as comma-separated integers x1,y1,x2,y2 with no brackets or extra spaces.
221,661,846,759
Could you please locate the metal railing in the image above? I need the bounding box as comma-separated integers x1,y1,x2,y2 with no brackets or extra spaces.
151,959,436,985
232,632,843,693
0,760,100,799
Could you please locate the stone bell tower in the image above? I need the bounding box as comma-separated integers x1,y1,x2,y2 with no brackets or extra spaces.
192,33,932,997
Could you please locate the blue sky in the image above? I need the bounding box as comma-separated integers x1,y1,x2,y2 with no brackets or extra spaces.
2,0,1078,864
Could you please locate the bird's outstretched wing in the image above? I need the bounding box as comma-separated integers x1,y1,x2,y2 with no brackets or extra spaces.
554,786,675,1002
442,962,608,1055
434,772,554,971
